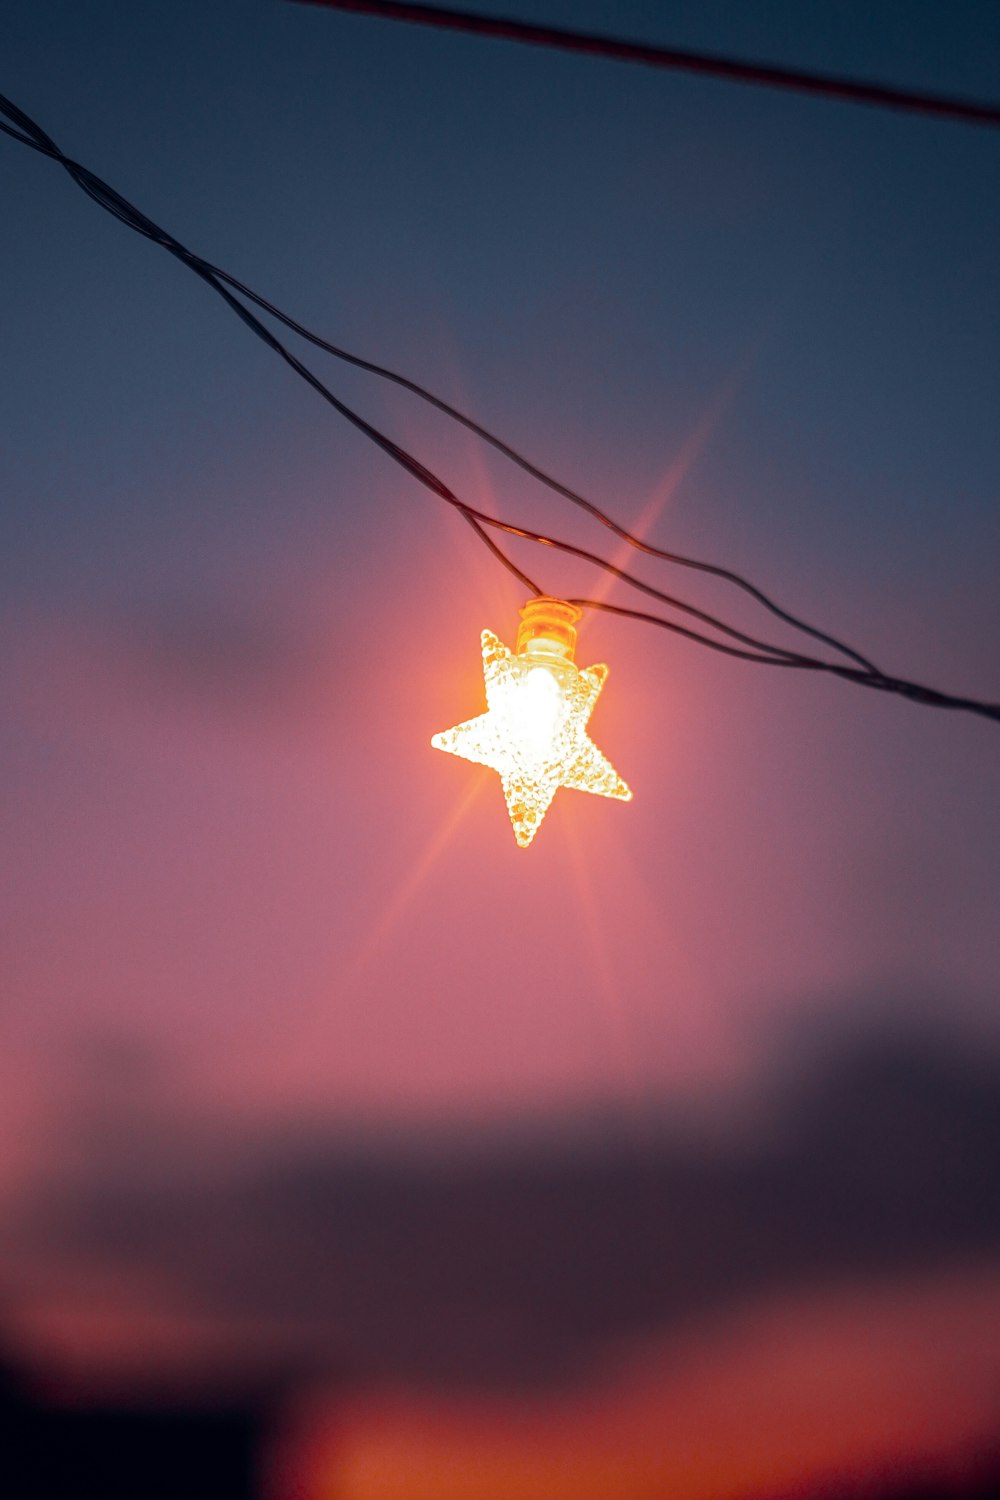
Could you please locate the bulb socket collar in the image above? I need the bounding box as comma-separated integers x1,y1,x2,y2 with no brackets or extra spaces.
516,597,581,663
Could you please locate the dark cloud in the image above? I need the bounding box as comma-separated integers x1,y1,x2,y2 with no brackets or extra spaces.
18,1017,1000,1392
109,599,332,715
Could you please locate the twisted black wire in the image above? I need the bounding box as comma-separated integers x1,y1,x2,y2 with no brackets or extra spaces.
2,93,998,723
0,94,877,675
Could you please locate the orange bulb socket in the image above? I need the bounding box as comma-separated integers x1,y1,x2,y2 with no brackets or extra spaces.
516,597,581,663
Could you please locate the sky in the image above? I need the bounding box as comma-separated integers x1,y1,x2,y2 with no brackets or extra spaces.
2,2,999,1496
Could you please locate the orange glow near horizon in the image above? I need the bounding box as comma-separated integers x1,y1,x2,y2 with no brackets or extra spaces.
270,1268,1000,1500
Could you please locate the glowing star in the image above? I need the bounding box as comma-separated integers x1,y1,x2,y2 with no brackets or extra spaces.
431,597,632,847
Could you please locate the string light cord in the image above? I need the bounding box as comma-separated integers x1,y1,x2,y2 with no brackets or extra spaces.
208,269,883,672
0,95,878,676
2,95,998,722
294,1,1000,131
209,275,883,674
0,106,869,674
0,94,859,670
2,102,790,661
470,524,1000,713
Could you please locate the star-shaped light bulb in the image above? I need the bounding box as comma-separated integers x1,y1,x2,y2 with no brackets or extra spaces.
432,597,632,847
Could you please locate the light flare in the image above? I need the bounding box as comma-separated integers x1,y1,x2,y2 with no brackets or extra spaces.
432,599,632,847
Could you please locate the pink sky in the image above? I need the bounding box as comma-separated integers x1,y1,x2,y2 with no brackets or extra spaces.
2,5,998,1495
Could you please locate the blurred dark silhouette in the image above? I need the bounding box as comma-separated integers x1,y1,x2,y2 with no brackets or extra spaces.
33,1021,998,1391
0,1363,262,1499
3,1024,1000,1496
1,1356,999,1498
780,1470,1000,1500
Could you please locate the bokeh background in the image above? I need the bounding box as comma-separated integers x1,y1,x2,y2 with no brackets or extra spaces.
2,1,999,1495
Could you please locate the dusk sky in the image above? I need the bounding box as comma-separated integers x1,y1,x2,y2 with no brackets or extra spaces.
2,2,999,1496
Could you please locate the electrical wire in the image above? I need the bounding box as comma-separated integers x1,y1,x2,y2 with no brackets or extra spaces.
293,0,1000,130
2,92,998,722
201,270,882,675
473,523,1000,711
0,92,858,668
0,109,879,673
0,94,879,675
